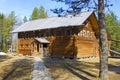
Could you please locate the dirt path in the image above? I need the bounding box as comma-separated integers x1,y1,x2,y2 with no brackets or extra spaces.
32,57,52,80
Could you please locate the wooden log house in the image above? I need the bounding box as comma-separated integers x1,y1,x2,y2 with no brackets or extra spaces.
12,11,110,58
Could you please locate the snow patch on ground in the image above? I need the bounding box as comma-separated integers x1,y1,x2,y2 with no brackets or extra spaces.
0,52,6,55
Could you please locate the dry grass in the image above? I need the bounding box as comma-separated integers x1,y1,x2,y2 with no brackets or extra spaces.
0,54,119,80
0,54,34,80
43,57,120,80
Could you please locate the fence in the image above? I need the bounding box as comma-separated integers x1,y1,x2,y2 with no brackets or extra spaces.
110,39,120,56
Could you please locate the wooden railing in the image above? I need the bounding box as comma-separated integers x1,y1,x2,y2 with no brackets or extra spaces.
110,39,120,56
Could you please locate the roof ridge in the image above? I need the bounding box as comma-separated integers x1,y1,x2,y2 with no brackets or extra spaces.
27,10,94,22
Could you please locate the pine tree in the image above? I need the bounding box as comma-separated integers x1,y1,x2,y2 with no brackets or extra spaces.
30,7,39,20
23,16,28,22
8,11,17,27
0,13,5,51
0,11,17,52
39,6,48,18
30,6,48,20
106,12,120,52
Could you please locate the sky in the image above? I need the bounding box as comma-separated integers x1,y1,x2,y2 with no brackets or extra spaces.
0,0,120,21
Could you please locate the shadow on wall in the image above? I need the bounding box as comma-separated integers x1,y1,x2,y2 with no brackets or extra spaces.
49,36,78,58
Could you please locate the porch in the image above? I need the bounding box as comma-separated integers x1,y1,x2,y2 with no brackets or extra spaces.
31,38,50,56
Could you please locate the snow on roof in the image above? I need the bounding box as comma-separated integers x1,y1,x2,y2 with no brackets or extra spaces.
12,11,94,33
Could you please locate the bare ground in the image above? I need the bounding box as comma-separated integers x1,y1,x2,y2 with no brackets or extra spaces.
43,57,120,80
0,54,34,80
0,54,120,80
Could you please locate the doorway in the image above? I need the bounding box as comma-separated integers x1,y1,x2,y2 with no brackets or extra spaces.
42,43,49,56
32,38,50,56
37,44,39,52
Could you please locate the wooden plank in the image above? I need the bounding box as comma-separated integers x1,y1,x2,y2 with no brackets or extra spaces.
109,49,120,55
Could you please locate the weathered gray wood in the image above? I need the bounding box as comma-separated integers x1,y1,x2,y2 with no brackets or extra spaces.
109,49,120,55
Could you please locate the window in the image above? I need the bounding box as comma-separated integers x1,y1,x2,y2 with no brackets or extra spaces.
26,33,29,38
18,33,21,38
18,33,24,38
21,44,23,48
40,33,44,37
57,31,62,36
26,44,28,48
45,32,49,37
29,32,32,38
35,31,39,37
32,32,35,38
66,30,71,36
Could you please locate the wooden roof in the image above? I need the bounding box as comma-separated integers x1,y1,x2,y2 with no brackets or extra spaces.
12,11,95,33
35,38,50,43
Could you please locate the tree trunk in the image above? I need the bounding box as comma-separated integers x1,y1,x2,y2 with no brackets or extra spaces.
98,0,109,80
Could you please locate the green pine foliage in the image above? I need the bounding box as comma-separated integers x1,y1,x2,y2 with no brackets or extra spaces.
30,6,48,20
8,11,17,27
106,12,120,52
0,11,17,52
106,12,120,40
30,7,39,20
23,16,28,23
0,13,5,52
39,6,48,18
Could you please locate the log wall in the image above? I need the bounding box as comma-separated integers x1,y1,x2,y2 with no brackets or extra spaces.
18,38,33,55
17,15,107,57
